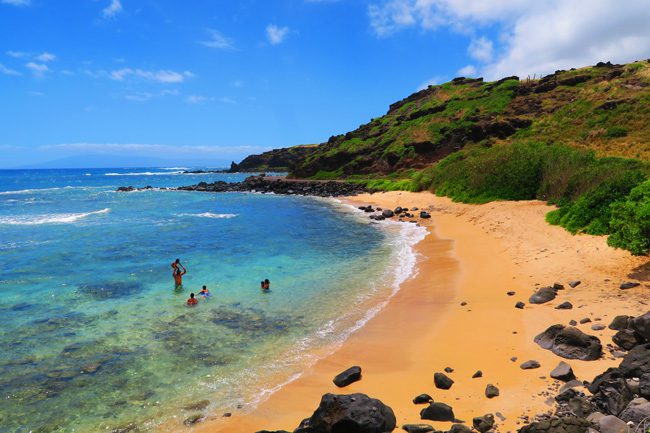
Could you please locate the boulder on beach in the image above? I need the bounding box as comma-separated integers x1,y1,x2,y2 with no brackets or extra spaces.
519,417,593,433
382,209,395,218
609,315,633,331
420,402,455,422
402,424,435,433
521,360,541,370
333,366,362,388
472,414,495,433
298,393,396,433
598,415,629,433
434,372,454,390
631,312,650,341
613,329,644,351
529,286,557,304
449,424,472,433
550,361,576,382
592,324,606,331
535,325,602,360
419,211,431,219
413,393,433,404
619,397,650,425
485,384,500,398
568,281,581,288
620,282,640,290
556,302,573,310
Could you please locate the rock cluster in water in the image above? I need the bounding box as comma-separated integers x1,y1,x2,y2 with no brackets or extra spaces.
117,175,373,197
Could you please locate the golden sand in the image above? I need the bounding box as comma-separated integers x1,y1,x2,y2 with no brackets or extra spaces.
189,191,648,433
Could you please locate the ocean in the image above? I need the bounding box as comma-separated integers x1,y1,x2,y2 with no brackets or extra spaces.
0,168,425,432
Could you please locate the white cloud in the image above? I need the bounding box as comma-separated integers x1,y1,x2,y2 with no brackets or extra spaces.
266,24,290,45
124,92,154,102
110,68,194,83
34,52,56,62
458,65,477,76
0,63,20,76
468,37,493,63
102,0,122,18
29,91,45,96
368,0,650,80
200,29,236,50
185,95,210,104
1,0,30,6
6,50,28,58
39,142,271,156
25,62,49,77
218,96,236,104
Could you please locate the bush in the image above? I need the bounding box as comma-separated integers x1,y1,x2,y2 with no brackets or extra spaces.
606,126,628,138
607,180,650,255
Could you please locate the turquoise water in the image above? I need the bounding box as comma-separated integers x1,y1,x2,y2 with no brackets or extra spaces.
0,169,425,432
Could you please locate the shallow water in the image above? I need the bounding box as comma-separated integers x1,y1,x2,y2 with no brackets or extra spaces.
0,168,424,432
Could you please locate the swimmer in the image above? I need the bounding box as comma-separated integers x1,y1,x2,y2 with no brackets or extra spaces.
198,285,210,297
187,293,198,306
261,279,270,291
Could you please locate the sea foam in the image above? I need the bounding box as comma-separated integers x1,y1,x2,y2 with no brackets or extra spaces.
0,208,110,225
177,212,238,219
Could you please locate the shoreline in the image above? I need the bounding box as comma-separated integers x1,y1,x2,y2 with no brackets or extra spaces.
189,191,648,433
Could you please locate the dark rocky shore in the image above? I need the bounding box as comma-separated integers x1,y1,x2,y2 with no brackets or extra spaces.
116,175,373,197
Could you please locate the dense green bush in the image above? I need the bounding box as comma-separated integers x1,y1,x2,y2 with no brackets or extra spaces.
411,141,648,255
607,180,650,255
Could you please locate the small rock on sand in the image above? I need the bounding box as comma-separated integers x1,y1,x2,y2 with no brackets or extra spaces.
472,370,483,378
444,367,454,373
333,366,362,387
556,301,573,310
580,318,592,324
591,324,606,331
485,384,500,398
473,414,495,433
420,402,455,422
620,282,640,290
402,424,435,433
434,372,454,390
568,281,581,288
550,361,576,382
569,320,577,326
413,393,433,404
515,301,525,309
520,360,541,370
507,291,516,296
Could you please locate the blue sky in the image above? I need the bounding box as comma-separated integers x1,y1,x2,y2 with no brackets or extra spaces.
2,0,650,168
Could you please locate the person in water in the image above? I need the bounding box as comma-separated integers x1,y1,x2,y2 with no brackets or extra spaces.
171,258,185,272
199,285,210,297
173,266,187,289
261,279,270,291
187,293,198,306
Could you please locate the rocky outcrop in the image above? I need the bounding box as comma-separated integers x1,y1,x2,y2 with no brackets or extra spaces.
229,145,318,173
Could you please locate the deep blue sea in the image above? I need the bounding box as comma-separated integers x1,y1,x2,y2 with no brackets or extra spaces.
0,168,425,433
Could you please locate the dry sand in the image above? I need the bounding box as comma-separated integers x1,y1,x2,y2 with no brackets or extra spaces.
189,191,649,433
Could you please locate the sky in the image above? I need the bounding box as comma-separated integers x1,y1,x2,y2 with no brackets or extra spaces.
1,0,650,168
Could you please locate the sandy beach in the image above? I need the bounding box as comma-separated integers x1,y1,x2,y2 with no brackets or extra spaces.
191,191,649,433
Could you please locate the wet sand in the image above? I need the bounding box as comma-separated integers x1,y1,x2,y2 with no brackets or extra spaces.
190,191,648,433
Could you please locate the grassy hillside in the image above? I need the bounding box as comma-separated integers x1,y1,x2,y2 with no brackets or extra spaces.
292,60,649,179
229,144,317,172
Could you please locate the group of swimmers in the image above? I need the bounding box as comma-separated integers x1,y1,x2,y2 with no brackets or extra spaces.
171,258,270,307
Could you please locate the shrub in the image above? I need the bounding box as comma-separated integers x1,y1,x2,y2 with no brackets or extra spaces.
606,126,628,138
607,180,650,255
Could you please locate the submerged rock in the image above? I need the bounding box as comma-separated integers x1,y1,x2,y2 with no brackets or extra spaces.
77,282,143,300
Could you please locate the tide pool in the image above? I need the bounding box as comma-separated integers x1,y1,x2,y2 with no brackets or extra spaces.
0,169,425,432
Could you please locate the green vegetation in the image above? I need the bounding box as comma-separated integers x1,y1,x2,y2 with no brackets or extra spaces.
412,141,649,255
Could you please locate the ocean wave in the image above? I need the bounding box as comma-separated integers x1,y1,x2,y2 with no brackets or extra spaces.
160,167,188,170
105,171,184,176
0,187,62,195
0,208,111,225
177,212,237,219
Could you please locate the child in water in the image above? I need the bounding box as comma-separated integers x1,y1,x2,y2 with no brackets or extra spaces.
187,293,198,306
260,279,270,291
198,285,210,297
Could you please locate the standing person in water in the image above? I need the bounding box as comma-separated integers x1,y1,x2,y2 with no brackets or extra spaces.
172,262,187,289
187,293,198,306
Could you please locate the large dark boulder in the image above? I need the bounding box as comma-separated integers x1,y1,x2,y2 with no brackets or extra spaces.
401,425,435,433
613,329,644,351
592,378,634,416
434,372,454,390
535,325,602,360
333,366,362,388
598,415,629,433
619,397,650,425
609,315,633,331
301,393,396,433
631,312,650,341
420,402,455,422
518,417,593,433
529,286,557,304
619,344,650,378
